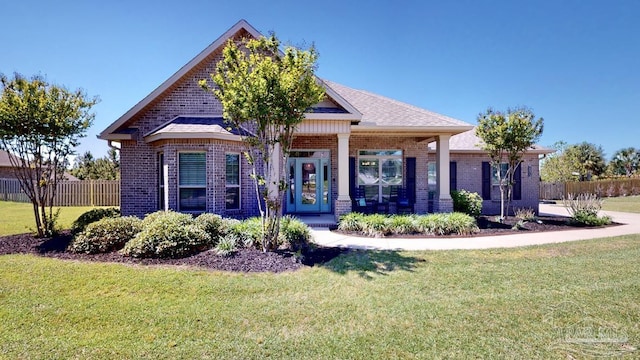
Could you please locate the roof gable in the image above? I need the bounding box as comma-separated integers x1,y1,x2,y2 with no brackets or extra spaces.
100,20,361,140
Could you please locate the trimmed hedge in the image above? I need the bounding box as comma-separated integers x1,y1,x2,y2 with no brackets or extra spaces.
121,211,213,258
338,212,479,237
68,216,143,254
451,190,482,217
71,207,121,234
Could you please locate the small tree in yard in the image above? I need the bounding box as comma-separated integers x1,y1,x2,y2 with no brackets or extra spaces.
0,73,98,237
476,107,543,220
200,35,325,251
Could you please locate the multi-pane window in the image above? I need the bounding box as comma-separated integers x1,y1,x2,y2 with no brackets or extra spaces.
492,163,509,185
225,153,240,210
358,150,403,202
178,152,206,212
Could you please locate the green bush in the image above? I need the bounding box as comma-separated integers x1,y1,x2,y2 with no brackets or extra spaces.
68,216,143,254
121,211,212,258
451,190,482,217
360,214,391,237
571,210,612,227
229,217,263,248
515,208,537,221
416,212,478,236
388,215,417,235
71,207,120,234
215,234,238,257
195,213,224,245
338,212,365,232
279,215,312,252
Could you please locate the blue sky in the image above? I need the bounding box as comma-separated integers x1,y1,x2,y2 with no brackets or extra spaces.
2,0,638,160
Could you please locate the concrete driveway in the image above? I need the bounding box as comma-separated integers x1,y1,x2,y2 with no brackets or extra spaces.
309,204,640,250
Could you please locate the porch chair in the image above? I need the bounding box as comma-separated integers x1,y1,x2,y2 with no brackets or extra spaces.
395,187,414,214
352,187,376,214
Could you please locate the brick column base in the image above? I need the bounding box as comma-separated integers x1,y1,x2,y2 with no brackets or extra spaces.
334,199,352,221
435,198,453,213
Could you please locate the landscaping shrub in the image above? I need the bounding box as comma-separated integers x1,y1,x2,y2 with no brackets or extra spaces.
195,213,224,245
121,211,212,258
279,215,312,252
229,217,263,248
388,215,418,235
563,193,611,227
515,208,536,221
71,207,120,234
68,216,143,254
416,212,478,236
338,212,365,232
215,234,238,257
451,190,482,217
360,214,391,237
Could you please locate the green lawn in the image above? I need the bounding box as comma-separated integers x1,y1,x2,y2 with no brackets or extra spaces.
0,201,108,236
1,235,638,359
602,195,640,213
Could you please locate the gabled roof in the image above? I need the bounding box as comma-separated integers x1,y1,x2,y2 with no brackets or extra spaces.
144,116,243,143
99,19,360,140
323,80,473,133
439,128,554,154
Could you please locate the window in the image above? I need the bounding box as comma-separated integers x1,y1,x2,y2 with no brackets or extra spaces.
427,162,436,190
358,150,403,202
492,163,509,185
179,152,206,212
158,153,165,210
225,153,240,210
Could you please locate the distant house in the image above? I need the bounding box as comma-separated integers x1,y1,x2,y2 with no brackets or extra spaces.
0,150,79,181
99,19,551,219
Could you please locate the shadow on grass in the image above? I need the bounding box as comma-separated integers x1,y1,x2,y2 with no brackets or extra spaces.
316,248,424,280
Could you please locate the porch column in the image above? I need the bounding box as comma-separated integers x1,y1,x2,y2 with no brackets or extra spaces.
435,134,453,212
335,133,352,219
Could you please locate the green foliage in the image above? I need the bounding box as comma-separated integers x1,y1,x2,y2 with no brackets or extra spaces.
214,234,239,257
338,212,365,232
360,214,391,237
278,215,312,252
68,216,142,254
229,217,263,249
476,107,543,219
415,213,479,236
71,207,120,234
608,147,640,177
70,149,119,180
563,193,612,227
0,73,98,237
200,34,325,251
514,208,537,222
451,190,482,217
121,211,212,258
388,215,418,235
194,213,224,245
565,142,606,181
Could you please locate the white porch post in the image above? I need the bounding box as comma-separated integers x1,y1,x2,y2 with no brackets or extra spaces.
337,133,350,201
435,134,453,212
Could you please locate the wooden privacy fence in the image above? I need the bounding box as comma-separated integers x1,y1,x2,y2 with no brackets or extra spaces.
540,178,640,200
0,179,120,206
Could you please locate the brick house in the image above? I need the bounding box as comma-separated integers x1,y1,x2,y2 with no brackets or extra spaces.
99,19,551,219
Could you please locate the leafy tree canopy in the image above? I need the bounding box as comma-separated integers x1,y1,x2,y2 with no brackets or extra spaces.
200,34,325,251
476,107,543,219
608,147,640,177
0,73,98,237
71,148,119,180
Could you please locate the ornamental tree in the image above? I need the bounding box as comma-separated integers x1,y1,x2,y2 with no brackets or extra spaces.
200,35,325,251
608,147,639,177
476,107,543,220
0,73,98,237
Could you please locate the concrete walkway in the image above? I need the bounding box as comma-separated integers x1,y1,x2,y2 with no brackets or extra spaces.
309,204,640,250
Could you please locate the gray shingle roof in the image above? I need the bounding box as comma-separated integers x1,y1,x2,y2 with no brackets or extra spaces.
145,116,243,138
441,128,554,154
323,80,472,128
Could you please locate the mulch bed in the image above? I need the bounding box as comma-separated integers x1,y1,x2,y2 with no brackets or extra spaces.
0,215,618,273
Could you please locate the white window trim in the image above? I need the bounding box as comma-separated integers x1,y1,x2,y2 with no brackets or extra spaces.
357,149,403,202
225,152,241,210
178,151,207,212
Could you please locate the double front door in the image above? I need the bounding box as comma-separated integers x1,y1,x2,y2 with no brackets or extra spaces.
286,154,331,213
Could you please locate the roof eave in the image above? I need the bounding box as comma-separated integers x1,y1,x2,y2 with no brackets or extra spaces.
305,113,362,121
144,132,242,143
99,133,134,141
100,19,261,138
351,125,474,135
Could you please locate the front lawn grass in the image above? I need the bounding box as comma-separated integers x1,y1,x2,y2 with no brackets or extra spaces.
0,201,108,236
602,195,640,213
1,235,638,359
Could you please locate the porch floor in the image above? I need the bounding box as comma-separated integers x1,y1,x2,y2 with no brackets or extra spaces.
293,214,337,228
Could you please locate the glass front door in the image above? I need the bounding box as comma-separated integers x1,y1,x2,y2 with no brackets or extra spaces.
286,154,330,213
